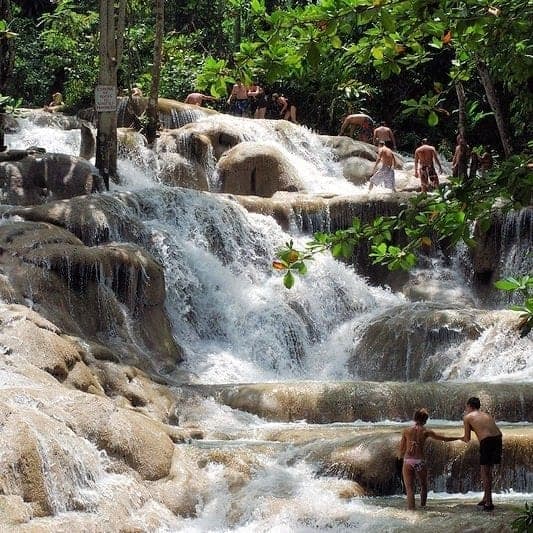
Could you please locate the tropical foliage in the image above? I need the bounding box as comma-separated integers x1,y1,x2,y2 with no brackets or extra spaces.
2,0,531,151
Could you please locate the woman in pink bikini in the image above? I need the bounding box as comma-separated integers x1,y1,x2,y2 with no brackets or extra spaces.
398,408,461,510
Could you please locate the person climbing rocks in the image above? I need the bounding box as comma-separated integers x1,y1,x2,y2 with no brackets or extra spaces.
247,81,268,119
369,140,397,192
227,79,250,117
398,408,461,510
373,121,397,150
339,113,374,143
272,93,298,123
414,138,443,192
459,397,502,512
185,92,217,107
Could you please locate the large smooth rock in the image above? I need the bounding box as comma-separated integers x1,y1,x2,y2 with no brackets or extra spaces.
7,193,148,246
0,152,104,205
0,220,182,370
319,135,378,162
217,141,304,196
346,303,494,381
341,156,375,185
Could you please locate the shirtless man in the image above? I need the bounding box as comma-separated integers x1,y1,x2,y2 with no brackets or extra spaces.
339,113,374,142
414,139,443,192
460,397,502,511
451,134,470,178
398,408,460,510
373,121,396,150
227,79,249,117
369,140,397,192
185,92,217,106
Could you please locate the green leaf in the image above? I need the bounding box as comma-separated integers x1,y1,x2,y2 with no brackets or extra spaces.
494,278,521,291
283,271,295,289
331,35,342,49
427,110,439,126
332,243,343,257
295,262,308,275
371,47,384,60
341,242,353,258
381,10,395,33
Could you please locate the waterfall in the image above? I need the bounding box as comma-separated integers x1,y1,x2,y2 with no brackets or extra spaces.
1,115,531,532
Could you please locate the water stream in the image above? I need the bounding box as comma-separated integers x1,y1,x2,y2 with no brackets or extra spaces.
2,115,532,532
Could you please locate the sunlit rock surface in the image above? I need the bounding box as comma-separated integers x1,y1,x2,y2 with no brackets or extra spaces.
0,152,103,205
0,113,530,532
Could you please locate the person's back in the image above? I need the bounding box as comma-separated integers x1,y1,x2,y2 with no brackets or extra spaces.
414,143,437,165
373,123,396,149
379,145,395,168
403,425,429,460
398,408,460,510
185,92,203,105
464,409,501,441
461,397,502,511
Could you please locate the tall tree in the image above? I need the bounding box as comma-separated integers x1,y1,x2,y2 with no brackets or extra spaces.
146,0,164,147
0,0,15,151
95,0,125,190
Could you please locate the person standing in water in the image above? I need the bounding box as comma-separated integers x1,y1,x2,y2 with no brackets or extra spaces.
369,140,397,192
460,397,502,512
398,408,461,510
414,138,443,192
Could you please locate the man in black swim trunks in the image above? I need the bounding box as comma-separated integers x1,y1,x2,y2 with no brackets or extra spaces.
460,397,502,511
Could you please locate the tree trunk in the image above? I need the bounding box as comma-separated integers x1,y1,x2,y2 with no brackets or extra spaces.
453,81,469,179
454,81,466,141
0,0,14,151
476,60,513,157
95,0,126,190
146,0,164,147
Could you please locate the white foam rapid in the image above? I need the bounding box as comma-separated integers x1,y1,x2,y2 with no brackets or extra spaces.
3,115,531,532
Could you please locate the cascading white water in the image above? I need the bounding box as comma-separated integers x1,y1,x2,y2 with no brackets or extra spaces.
3,116,531,532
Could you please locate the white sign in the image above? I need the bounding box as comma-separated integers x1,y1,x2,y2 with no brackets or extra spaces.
95,85,117,112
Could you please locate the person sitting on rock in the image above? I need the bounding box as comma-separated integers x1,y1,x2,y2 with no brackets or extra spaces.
44,92,64,113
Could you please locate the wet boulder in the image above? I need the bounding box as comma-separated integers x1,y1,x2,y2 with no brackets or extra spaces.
0,220,182,370
0,152,104,205
156,129,212,190
346,303,494,381
217,141,304,197
319,135,378,162
79,122,148,161
7,193,148,246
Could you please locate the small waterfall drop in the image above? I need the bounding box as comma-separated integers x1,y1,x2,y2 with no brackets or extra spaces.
1,115,531,532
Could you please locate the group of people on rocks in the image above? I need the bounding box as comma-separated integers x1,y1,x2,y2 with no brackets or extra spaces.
185,80,298,123
340,111,493,194
398,397,502,512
